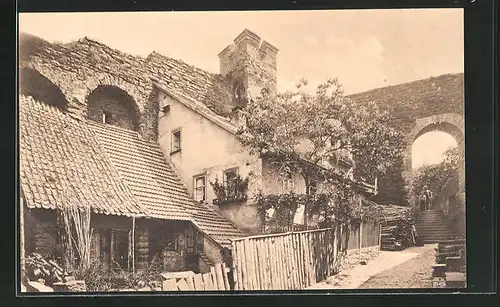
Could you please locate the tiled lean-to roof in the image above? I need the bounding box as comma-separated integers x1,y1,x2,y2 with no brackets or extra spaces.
19,95,244,248
88,121,245,247
19,95,146,217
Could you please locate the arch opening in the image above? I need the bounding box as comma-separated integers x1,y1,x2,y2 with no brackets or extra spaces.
19,68,69,111
86,85,140,131
407,119,465,218
412,131,458,170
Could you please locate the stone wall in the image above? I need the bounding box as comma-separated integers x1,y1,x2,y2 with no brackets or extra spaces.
218,29,279,101
86,85,140,131
25,209,59,257
147,220,189,272
19,32,236,142
348,73,464,205
216,202,261,235
203,236,223,265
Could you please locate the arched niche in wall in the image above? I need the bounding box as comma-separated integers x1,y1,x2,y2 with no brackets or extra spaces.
86,85,140,131
232,79,248,108
19,67,69,111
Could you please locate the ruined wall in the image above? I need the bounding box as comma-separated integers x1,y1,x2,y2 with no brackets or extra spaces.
20,33,236,142
20,36,157,141
349,73,464,205
24,209,59,257
86,85,140,131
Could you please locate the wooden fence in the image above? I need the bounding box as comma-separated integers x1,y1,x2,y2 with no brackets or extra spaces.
347,221,381,250
231,226,348,290
161,263,231,291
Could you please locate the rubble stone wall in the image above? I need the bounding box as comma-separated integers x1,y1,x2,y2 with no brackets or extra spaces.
349,74,464,205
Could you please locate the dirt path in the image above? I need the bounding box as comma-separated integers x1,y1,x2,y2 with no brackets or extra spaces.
307,244,437,290
358,245,437,289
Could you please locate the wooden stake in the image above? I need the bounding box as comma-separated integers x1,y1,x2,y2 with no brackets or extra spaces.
378,223,382,248
359,222,363,250
222,263,230,290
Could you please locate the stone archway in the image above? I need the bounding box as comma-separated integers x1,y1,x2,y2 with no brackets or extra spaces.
83,74,146,115
403,113,465,212
86,84,141,131
402,113,465,182
348,73,465,206
19,67,71,110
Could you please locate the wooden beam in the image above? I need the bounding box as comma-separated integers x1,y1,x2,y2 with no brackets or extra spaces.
19,195,26,285
132,217,136,275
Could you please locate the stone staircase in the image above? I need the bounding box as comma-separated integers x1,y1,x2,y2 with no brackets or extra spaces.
415,209,457,243
198,252,214,267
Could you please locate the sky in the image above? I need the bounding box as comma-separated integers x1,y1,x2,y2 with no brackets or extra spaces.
18,9,464,169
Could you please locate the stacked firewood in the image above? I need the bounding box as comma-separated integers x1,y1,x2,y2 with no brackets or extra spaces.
25,253,67,286
379,205,415,251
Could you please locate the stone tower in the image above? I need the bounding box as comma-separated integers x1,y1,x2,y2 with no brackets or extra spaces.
218,29,279,105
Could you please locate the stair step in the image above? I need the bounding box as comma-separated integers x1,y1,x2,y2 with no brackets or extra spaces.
419,230,455,233
417,226,448,229
438,239,466,245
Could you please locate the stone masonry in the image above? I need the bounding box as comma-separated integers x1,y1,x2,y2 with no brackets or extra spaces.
218,29,279,103
349,73,464,205
19,32,237,142
19,31,463,207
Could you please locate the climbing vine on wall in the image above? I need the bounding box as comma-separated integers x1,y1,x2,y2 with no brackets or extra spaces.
253,185,386,230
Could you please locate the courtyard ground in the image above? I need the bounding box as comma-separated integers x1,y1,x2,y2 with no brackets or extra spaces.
358,245,436,289
307,244,437,290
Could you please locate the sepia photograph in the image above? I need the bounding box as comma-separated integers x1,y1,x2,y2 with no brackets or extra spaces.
17,9,466,293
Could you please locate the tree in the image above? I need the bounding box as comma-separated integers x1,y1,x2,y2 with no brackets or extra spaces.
236,78,405,193
411,146,463,198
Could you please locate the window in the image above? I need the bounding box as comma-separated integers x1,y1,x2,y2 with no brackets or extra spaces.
103,111,113,124
194,175,206,202
282,171,295,193
308,178,318,195
195,233,204,252
186,231,194,252
165,235,178,252
162,105,170,114
223,168,239,197
99,229,131,272
171,129,181,153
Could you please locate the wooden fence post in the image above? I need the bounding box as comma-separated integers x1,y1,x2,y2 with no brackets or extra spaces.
359,222,363,250
378,223,382,248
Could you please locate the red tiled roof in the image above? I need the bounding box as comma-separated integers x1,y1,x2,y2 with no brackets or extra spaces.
19,95,147,217
20,95,244,248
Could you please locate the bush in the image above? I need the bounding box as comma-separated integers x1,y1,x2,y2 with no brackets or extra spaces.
71,260,117,292
71,255,164,291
